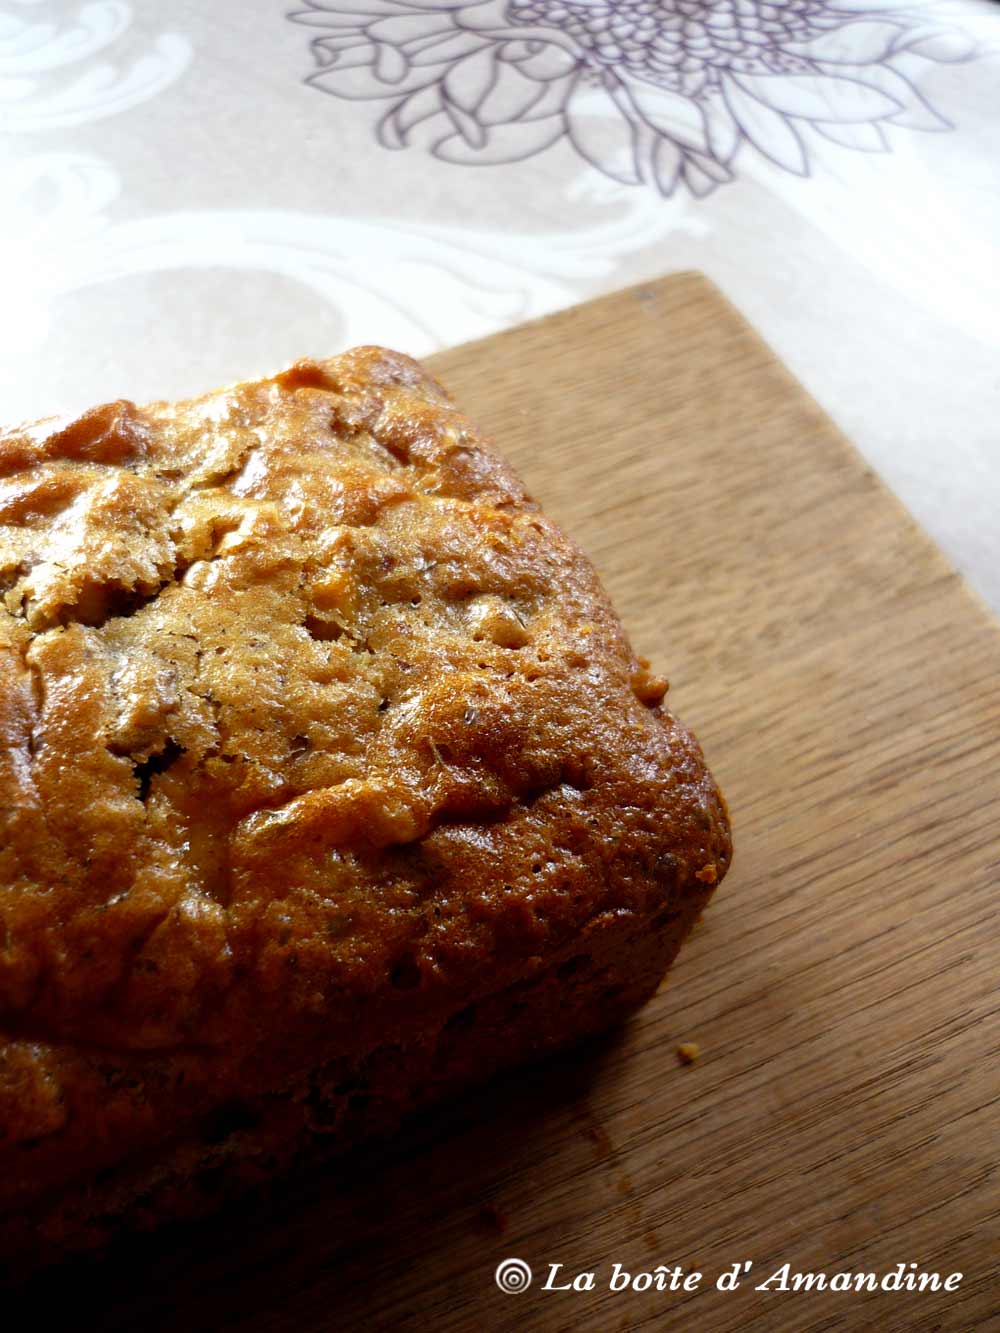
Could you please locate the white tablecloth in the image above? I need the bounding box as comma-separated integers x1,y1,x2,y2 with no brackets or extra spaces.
2,0,998,609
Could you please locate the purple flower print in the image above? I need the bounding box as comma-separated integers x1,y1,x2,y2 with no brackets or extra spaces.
288,0,982,196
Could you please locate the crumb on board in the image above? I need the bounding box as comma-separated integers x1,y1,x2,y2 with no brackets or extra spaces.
676,1042,700,1066
475,1203,508,1236
616,1175,634,1196
585,1123,614,1161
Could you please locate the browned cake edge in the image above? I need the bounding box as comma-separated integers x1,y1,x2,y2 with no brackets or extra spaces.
0,883,710,1277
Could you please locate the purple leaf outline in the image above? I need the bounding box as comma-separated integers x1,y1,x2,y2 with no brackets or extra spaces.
288,0,987,196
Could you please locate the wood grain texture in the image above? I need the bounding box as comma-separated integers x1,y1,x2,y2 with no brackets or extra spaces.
31,274,999,1332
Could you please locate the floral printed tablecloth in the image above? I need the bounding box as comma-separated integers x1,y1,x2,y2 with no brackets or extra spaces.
1,0,998,607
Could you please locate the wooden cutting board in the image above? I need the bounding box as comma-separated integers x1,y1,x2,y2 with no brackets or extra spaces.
71,274,1000,1332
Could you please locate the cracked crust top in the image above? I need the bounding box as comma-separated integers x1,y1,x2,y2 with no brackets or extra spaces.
0,349,730,1203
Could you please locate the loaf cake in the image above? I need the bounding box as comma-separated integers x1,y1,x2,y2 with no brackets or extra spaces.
0,348,731,1271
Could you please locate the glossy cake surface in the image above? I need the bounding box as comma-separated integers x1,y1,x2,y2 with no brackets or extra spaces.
0,349,730,1255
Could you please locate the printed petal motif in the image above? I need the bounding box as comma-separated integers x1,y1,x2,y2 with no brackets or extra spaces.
476,60,547,125
434,115,564,162
565,78,642,185
731,71,901,122
521,76,574,121
378,83,445,144
498,41,578,82
681,156,724,197
704,95,741,164
309,61,436,99
624,79,709,153
799,20,901,65
314,36,369,67
368,14,454,45
684,150,732,186
652,135,683,196
892,26,978,63
409,31,491,66
373,41,410,82
813,119,888,151
722,74,808,174
445,99,488,145
291,0,981,199
443,46,498,112
829,61,953,129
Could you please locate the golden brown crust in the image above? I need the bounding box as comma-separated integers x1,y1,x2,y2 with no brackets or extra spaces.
0,901,699,1274
0,349,731,1239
